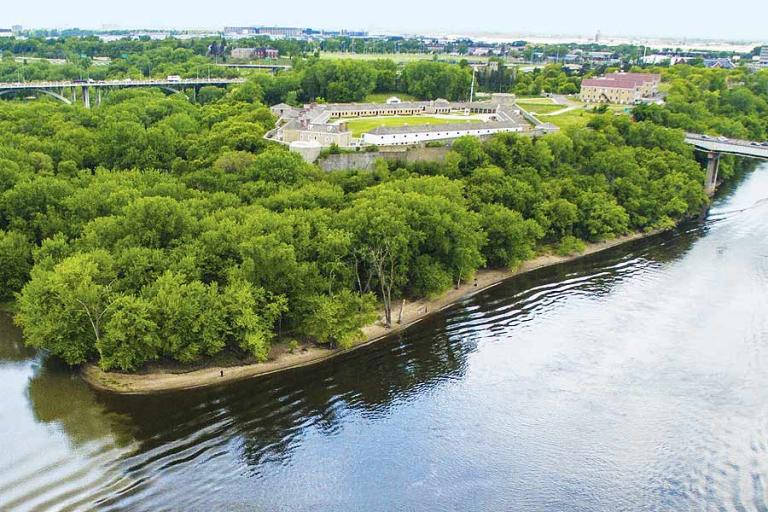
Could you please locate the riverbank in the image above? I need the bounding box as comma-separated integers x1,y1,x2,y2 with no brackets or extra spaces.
82,230,660,394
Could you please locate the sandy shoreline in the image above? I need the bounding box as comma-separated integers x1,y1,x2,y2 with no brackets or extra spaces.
82,230,659,394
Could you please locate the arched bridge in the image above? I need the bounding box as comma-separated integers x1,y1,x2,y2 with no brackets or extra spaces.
0,77,246,108
685,133,768,195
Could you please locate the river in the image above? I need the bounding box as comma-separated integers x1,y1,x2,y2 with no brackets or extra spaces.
2,163,768,511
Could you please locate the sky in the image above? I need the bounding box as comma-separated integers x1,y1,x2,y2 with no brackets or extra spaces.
2,0,766,41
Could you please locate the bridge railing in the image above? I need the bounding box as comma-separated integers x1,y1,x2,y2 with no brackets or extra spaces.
0,78,246,89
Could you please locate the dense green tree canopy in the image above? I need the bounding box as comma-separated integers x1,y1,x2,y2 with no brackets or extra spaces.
0,50,744,373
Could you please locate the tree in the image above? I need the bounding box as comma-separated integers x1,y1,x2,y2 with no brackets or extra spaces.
248,149,312,185
300,290,376,348
479,204,544,268
99,295,159,371
15,251,117,365
0,230,32,300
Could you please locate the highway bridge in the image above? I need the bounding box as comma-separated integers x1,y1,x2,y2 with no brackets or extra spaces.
0,77,246,107
217,63,290,72
685,133,768,195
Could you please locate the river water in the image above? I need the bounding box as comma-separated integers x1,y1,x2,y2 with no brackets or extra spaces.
3,164,768,511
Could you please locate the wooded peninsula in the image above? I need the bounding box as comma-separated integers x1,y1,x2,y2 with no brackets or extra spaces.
1,42,766,380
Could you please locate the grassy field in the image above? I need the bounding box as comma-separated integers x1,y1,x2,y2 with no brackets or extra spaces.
364,92,419,103
340,116,482,137
513,97,557,104
516,102,565,115
543,109,592,130
543,105,631,130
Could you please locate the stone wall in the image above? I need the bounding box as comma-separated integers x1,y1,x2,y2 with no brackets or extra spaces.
318,146,451,172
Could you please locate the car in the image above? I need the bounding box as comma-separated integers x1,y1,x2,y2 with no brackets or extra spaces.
761,142,768,147
717,136,728,142
167,75,181,82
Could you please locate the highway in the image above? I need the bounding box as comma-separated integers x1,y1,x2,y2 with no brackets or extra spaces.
685,132,768,159
0,77,245,90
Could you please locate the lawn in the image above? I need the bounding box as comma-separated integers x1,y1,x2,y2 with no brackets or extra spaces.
541,109,592,130
513,96,557,104
340,116,482,137
516,102,565,115
543,106,631,130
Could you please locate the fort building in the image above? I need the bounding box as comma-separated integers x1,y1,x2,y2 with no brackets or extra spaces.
580,72,661,104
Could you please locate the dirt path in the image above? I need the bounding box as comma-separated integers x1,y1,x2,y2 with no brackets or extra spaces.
82,231,658,394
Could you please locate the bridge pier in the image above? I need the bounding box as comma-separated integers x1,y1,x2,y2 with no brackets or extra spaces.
82,86,90,109
705,151,720,196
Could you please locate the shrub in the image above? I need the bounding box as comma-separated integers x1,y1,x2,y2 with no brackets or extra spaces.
557,235,587,256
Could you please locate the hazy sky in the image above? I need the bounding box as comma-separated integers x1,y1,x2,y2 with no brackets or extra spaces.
3,0,766,41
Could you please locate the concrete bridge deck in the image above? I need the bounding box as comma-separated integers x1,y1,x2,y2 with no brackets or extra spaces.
685,133,768,195
685,133,768,160
0,77,245,90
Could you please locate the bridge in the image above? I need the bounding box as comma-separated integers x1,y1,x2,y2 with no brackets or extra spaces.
0,77,246,108
685,133,768,195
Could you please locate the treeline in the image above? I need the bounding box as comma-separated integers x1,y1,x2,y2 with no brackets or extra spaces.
0,81,710,372
477,62,583,95
633,66,768,141
258,59,473,103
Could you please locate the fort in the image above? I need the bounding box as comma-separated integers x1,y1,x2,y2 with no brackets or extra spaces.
267,94,556,160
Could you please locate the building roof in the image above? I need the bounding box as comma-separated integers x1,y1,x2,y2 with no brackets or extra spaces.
367,121,521,136
610,72,661,82
704,58,736,69
581,78,642,90
582,72,661,90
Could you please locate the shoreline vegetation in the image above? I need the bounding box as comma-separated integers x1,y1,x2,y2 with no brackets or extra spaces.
3,59,757,396
82,230,658,394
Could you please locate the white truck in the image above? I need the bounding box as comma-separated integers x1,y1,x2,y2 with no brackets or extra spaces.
166,75,181,82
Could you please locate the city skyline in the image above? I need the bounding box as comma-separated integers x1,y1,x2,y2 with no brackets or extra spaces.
3,0,766,42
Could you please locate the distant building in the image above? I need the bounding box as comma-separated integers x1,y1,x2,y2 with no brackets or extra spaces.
0,28,13,38
11,25,22,35
256,26,303,38
224,26,304,39
223,26,258,36
703,58,736,69
760,47,768,67
468,47,492,57
580,72,662,105
230,47,279,60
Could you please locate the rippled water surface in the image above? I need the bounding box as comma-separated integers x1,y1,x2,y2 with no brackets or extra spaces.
3,165,768,511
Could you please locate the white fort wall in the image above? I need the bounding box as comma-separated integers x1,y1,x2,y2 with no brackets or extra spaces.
362,125,524,146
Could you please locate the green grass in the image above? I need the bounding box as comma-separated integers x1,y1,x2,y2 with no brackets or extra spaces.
543,106,631,130
514,97,556,104
516,102,565,115
542,109,592,130
364,92,419,103
340,116,482,137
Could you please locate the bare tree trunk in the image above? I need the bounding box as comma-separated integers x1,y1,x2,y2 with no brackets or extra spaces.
353,253,363,293
397,299,405,324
